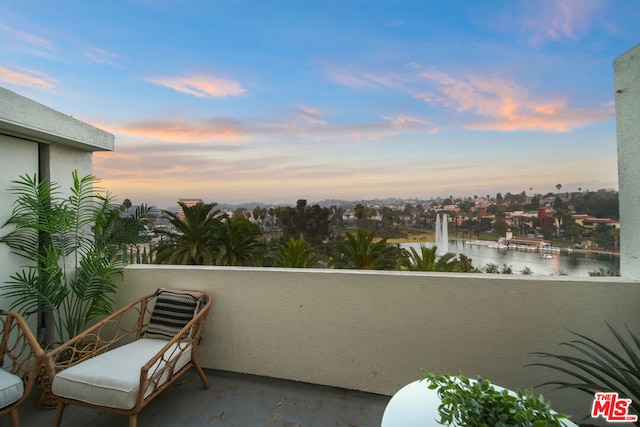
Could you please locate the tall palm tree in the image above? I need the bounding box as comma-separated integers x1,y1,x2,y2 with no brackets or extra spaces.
154,201,224,265
407,246,460,272
330,229,396,270
0,172,154,343
216,216,266,266
272,237,323,268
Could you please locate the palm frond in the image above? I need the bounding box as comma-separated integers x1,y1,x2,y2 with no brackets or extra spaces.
1,171,157,344
530,325,640,418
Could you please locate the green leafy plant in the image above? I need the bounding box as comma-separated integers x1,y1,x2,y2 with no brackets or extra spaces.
272,237,323,268
153,202,266,266
407,245,460,272
153,201,224,265
422,371,568,426
0,172,154,344
530,323,640,420
330,228,396,270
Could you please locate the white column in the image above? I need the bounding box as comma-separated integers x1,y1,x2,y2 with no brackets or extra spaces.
615,43,640,279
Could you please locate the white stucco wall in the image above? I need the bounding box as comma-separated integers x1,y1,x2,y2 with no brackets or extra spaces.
117,265,639,425
0,86,114,332
615,43,640,279
49,143,94,192
0,87,113,152
0,135,38,314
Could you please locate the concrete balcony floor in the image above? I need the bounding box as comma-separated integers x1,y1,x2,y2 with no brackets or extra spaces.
19,369,390,427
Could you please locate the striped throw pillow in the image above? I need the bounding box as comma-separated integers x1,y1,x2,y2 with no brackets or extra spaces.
144,288,204,340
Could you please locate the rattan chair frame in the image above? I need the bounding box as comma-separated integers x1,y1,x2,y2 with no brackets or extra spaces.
0,310,45,427
44,291,212,427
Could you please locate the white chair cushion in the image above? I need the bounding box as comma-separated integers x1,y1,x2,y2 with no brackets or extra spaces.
52,339,192,410
0,369,24,409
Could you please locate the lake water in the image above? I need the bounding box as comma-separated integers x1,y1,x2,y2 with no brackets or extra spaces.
401,240,619,276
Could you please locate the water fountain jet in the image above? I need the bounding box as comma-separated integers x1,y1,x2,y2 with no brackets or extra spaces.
435,213,449,255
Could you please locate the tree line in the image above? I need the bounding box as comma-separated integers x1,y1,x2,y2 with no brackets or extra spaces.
124,188,620,273
144,200,517,274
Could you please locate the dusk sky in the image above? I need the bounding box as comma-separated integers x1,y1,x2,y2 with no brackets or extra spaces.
1,1,638,208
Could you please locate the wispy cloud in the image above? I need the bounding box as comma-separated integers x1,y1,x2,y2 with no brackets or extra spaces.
0,22,56,58
116,118,248,142
0,65,56,89
84,47,125,67
111,109,438,148
513,0,604,46
345,115,438,141
416,70,612,132
383,115,431,130
147,74,247,98
291,106,326,125
323,62,404,89
0,23,51,48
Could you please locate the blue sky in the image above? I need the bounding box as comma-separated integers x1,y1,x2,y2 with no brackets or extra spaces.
1,1,638,208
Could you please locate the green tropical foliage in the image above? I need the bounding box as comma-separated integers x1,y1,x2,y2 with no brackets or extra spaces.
216,216,266,266
154,201,224,265
330,229,396,270
272,237,323,268
276,199,331,246
0,172,154,343
154,202,266,266
422,371,568,427
530,324,640,420
407,246,460,272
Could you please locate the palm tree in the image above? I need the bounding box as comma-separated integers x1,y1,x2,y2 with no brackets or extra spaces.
330,229,396,270
154,201,224,265
554,208,573,237
121,198,132,215
407,246,460,272
272,237,323,268
0,172,154,343
216,216,266,266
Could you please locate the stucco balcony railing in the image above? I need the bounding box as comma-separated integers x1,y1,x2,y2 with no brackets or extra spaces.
16,265,640,426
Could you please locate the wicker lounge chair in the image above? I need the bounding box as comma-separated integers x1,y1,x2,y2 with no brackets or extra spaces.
0,310,45,427
45,289,212,427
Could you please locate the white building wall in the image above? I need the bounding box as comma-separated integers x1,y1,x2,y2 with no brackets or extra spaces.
615,43,640,279
0,135,38,313
49,143,94,192
0,86,114,331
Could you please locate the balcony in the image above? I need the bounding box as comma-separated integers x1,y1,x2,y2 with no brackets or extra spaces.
21,369,389,426
15,265,638,426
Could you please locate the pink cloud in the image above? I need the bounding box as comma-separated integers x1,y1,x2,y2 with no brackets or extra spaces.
519,0,604,45
116,119,246,142
383,115,431,130
292,106,326,124
416,70,612,132
0,65,55,89
323,62,404,89
147,74,247,98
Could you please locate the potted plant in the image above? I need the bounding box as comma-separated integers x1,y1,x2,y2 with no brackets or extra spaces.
0,172,154,406
422,371,569,426
530,323,640,423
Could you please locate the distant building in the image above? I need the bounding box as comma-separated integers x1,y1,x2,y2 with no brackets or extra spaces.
572,215,620,230
537,208,555,226
504,236,551,249
178,198,203,219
